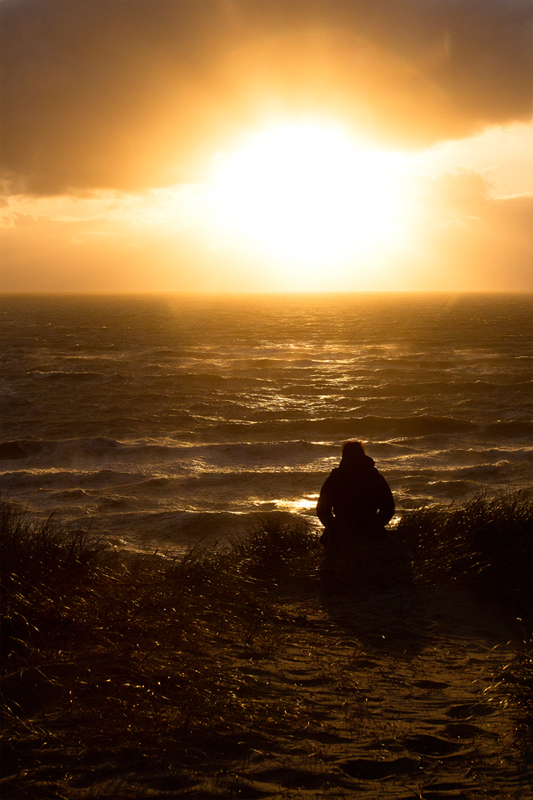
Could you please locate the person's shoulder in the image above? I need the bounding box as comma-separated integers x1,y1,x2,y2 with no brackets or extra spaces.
321,466,339,481
324,466,344,483
362,455,377,471
364,458,387,482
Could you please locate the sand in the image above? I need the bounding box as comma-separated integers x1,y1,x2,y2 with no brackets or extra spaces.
63,585,529,798
2,576,531,799
176,585,529,800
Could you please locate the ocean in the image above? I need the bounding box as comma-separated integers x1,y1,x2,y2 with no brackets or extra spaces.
1,293,532,554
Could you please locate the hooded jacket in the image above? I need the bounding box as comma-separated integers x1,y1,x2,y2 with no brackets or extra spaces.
316,453,394,535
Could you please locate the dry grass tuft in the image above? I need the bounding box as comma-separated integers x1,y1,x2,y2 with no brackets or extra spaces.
397,490,532,618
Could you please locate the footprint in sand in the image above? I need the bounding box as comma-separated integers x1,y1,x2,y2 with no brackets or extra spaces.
339,757,420,779
402,733,465,756
250,767,337,790
412,679,450,689
442,722,488,739
446,702,495,719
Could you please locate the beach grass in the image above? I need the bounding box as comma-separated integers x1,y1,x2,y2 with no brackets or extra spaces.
397,490,533,618
1,492,531,798
1,501,323,797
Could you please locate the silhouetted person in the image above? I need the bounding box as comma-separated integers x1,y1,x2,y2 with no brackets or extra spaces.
317,440,394,546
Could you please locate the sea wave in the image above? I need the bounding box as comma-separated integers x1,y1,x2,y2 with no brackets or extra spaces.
2,428,532,476
29,370,107,382
1,293,531,553
481,420,533,439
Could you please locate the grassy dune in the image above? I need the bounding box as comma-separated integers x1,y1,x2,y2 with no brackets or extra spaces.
1,493,531,798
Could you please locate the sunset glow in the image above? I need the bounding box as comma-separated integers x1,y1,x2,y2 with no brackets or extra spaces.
209,123,408,283
0,1,531,292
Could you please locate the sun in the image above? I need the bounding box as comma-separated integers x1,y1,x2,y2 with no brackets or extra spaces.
208,121,408,288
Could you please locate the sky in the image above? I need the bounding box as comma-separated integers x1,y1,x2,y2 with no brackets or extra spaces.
1,0,532,293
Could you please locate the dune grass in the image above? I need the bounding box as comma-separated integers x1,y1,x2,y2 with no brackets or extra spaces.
1,492,531,797
396,490,532,618
0,502,322,796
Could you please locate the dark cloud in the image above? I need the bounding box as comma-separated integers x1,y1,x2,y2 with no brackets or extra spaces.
1,0,531,195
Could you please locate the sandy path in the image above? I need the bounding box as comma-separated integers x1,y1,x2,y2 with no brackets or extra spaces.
186,585,531,799
5,582,528,799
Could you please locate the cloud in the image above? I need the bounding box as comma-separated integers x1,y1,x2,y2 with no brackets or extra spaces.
1,0,531,195
411,170,492,225
394,174,533,291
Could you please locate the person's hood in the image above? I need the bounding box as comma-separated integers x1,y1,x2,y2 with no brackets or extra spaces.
339,454,375,471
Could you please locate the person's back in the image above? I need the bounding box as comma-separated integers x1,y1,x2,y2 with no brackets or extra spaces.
317,440,394,544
